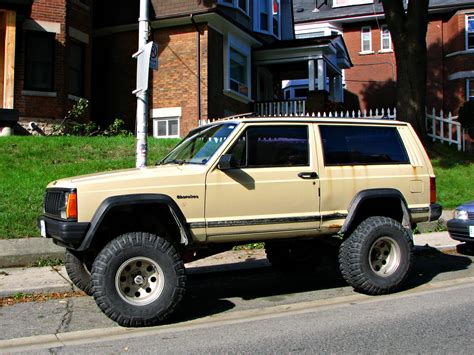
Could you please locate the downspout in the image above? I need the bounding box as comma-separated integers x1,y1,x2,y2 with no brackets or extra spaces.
190,14,202,124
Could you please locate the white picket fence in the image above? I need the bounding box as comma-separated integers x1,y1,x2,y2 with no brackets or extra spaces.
425,108,465,151
200,106,466,152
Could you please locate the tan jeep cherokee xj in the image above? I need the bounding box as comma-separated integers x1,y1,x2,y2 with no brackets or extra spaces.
38,116,442,327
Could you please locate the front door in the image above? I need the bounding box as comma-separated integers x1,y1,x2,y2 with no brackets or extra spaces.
205,123,320,241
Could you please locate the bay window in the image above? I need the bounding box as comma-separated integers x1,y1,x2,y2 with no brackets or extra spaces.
467,15,474,50
224,35,251,101
254,0,280,38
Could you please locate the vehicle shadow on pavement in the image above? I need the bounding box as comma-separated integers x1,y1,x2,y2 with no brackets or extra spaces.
170,247,472,323
172,257,346,323
405,246,473,290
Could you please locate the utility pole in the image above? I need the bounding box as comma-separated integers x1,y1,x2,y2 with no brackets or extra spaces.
135,0,150,168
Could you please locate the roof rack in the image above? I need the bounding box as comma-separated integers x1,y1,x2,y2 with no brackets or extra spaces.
221,112,255,120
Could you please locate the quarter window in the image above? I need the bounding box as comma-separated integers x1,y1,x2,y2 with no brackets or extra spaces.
380,25,392,51
227,125,309,168
467,15,474,50
320,125,410,165
25,32,55,91
361,26,372,53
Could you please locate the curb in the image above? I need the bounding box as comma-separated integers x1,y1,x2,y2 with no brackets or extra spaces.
0,238,64,268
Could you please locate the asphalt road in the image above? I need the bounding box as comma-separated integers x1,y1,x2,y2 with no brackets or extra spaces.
1,247,473,354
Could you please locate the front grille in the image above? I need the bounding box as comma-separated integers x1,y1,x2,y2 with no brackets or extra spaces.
468,212,474,221
44,190,66,218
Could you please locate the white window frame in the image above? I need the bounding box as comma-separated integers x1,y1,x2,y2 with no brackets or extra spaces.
218,0,249,15
466,15,474,50
224,34,252,103
333,0,373,8
360,26,373,54
380,25,392,52
253,0,280,39
468,78,474,101
151,107,181,138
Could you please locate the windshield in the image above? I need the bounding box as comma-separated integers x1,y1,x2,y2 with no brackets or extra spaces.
160,123,238,165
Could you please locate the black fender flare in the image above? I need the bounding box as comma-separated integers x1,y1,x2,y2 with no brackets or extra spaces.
340,188,412,234
77,194,191,251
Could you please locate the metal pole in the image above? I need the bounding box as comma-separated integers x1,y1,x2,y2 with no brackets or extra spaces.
136,0,149,168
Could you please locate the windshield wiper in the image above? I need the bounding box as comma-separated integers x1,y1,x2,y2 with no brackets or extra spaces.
158,159,186,166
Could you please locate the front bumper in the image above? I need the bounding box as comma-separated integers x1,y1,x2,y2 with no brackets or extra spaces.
37,215,90,249
447,218,474,243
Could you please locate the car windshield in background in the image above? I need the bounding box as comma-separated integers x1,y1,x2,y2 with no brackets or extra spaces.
160,123,238,165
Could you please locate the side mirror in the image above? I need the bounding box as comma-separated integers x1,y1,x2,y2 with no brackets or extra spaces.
217,154,236,170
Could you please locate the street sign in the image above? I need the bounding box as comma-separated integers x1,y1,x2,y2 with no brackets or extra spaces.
133,41,158,94
150,42,158,70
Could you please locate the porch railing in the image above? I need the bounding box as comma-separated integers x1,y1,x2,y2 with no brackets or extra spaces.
254,100,306,116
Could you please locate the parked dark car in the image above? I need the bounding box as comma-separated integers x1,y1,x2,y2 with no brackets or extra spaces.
447,201,474,245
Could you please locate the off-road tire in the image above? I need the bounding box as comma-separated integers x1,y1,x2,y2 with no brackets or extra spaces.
91,232,186,327
338,216,413,295
65,249,93,295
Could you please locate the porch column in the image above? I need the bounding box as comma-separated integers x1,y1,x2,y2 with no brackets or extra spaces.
0,11,16,108
334,75,344,103
3,11,16,109
329,76,335,101
308,59,315,91
317,58,327,92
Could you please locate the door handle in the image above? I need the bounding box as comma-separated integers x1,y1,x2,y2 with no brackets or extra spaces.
298,172,318,179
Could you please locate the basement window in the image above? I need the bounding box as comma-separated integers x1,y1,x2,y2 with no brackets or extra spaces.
153,117,180,138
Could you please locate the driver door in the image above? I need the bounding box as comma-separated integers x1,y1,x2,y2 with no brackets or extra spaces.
205,123,320,241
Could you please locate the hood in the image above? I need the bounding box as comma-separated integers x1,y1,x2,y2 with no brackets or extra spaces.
456,201,474,211
47,164,206,190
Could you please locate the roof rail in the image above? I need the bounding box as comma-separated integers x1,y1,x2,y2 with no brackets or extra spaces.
221,112,255,120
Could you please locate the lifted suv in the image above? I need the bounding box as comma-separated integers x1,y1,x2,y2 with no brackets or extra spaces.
38,117,441,327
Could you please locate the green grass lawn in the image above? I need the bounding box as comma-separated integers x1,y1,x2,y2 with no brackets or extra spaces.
0,136,179,238
0,137,472,238
428,143,474,209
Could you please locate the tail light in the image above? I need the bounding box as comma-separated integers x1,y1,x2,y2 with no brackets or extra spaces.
430,177,436,204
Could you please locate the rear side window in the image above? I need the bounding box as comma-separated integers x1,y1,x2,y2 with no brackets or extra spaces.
320,125,410,166
227,125,309,168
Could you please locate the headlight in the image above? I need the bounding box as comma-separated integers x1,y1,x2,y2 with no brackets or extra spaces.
454,209,469,220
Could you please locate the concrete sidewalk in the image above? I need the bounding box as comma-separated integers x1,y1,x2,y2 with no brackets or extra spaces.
0,231,461,299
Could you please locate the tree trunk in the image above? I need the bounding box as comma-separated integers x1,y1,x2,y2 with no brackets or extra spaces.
382,0,429,143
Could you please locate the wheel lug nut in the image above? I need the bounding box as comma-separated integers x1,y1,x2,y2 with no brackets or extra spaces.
134,275,144,285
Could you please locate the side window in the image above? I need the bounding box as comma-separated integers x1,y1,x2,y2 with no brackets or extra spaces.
227,125,309,168
320,125,409,165
25,31,55,91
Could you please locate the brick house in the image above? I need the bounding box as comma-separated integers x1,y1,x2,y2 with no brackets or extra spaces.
293,0,474,114
0,0,92,133
92,0,352,137
1,0,352,137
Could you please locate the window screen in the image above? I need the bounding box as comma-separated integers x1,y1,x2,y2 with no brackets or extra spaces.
320,125,409,165
228,125,309,168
